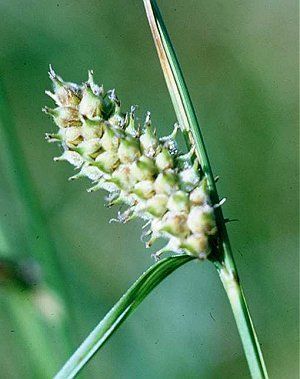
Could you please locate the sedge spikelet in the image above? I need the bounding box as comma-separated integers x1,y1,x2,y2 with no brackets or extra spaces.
43,67,217,259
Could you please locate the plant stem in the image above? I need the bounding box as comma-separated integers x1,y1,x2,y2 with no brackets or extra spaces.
143,1,268,377
217,264,268,379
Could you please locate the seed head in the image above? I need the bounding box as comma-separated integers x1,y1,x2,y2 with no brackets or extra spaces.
43,69,217,259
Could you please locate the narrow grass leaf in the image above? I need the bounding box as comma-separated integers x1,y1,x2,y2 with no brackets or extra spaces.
54,254,194,379
143,2,268,378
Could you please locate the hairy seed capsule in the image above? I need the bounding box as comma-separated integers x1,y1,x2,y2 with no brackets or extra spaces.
43,106,81,128
140,119,158,157
78,164,103,182
167,191,190,213
118,138,141,163
189,185,206,205
101,126,119,151
160,211,189,238
54,151,84,168
81,117,104,140
183,234,208,258
134,180,155,199
95,151,119,173
145,194,168,218
187,205,216,234
79,86,103,117
154,171,178,195
155,147,174,171
132,156,157,181
47,65,81,107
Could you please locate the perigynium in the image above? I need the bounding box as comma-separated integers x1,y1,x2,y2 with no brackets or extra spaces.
43,66,218,260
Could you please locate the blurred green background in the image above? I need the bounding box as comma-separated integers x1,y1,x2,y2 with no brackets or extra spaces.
0,0,298,378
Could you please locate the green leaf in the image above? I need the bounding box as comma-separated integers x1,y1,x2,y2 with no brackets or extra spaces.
54,254,194,379
142,0,237,270
143,1,269,378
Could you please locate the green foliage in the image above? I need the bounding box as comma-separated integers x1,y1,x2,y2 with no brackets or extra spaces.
0,1,298,378
56,1,269,377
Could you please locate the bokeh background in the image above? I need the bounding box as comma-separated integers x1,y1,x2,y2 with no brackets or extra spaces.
0,0,298,378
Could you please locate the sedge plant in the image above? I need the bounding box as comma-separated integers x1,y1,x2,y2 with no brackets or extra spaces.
42,1,269,378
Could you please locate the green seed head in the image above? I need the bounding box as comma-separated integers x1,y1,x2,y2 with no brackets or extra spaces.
43,69,217,259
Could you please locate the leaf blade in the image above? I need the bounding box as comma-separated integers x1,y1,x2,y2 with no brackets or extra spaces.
143,2,269,378
54,254,194,379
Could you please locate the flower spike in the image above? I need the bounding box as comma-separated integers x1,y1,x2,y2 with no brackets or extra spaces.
43,69,217,259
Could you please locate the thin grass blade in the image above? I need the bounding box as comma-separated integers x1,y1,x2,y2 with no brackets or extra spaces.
142,0,236,270
143,2,268,378
54,254,194,379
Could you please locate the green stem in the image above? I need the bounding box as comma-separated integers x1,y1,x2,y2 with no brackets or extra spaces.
218,264,268,378
143,1,268,377
54,255,194,379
